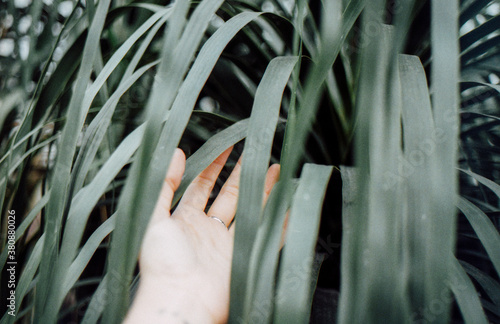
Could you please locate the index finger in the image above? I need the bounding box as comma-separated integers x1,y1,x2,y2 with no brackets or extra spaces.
151,148,186,223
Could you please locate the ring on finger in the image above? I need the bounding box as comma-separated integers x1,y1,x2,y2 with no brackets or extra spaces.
209,216,228,230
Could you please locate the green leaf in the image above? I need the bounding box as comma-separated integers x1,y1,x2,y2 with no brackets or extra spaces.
45,57,159,318
281,0,345,179
0,192,50,272
462,35,500,66
274,164,333,324
38,0,112,321
460,0,494,26
459,168,500,199
72,59,159,194
398,54,439,314
457,197,500,277
173,118,249,205
450,257,489,324
338,8,408,321
63,214,117,294
121,14,170,81
0,135,58,192
229,56,297,320
460,261,500,306
81,274,111,324
1,235,45,324
243,180,296,323
460,81,500,95
460,15,500,51
428,0,461,321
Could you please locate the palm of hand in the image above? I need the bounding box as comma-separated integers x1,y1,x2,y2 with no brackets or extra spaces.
132,148,280,323
140,206,233,320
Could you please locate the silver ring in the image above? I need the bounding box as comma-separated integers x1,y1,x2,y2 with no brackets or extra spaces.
209,216,227,229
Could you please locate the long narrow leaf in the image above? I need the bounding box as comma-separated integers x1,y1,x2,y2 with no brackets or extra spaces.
399,54,439,316
338,3,408,319
459,168,500,198
460,261,500,306
38,0,111,321
428,0,461,321
274,164,333,324
173,118,249,205
229,56,297,320
450,257,489,324
241,180,295,323
1,235,44,324
0,192,50,271
457,197,500,277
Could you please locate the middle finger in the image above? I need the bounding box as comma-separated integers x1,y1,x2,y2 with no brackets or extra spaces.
178,147,232,211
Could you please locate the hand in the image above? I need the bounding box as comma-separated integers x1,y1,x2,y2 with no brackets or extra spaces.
124,148,280,323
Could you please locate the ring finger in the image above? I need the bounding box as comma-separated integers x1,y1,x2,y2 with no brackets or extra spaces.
206,156,242,226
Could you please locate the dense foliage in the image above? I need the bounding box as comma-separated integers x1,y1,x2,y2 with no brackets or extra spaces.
0,0,499,323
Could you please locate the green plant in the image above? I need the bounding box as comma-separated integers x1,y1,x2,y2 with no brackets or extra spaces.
0,0,498,323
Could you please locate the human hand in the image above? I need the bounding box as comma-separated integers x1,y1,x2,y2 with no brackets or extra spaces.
124,148,280,323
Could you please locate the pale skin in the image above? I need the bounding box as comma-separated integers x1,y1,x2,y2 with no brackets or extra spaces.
124,148,280,323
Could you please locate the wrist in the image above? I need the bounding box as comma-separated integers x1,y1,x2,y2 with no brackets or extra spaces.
124,276,216,324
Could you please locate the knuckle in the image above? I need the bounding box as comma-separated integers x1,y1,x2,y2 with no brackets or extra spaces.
193,173,214,190
221,184,239,199
164,177,177,191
